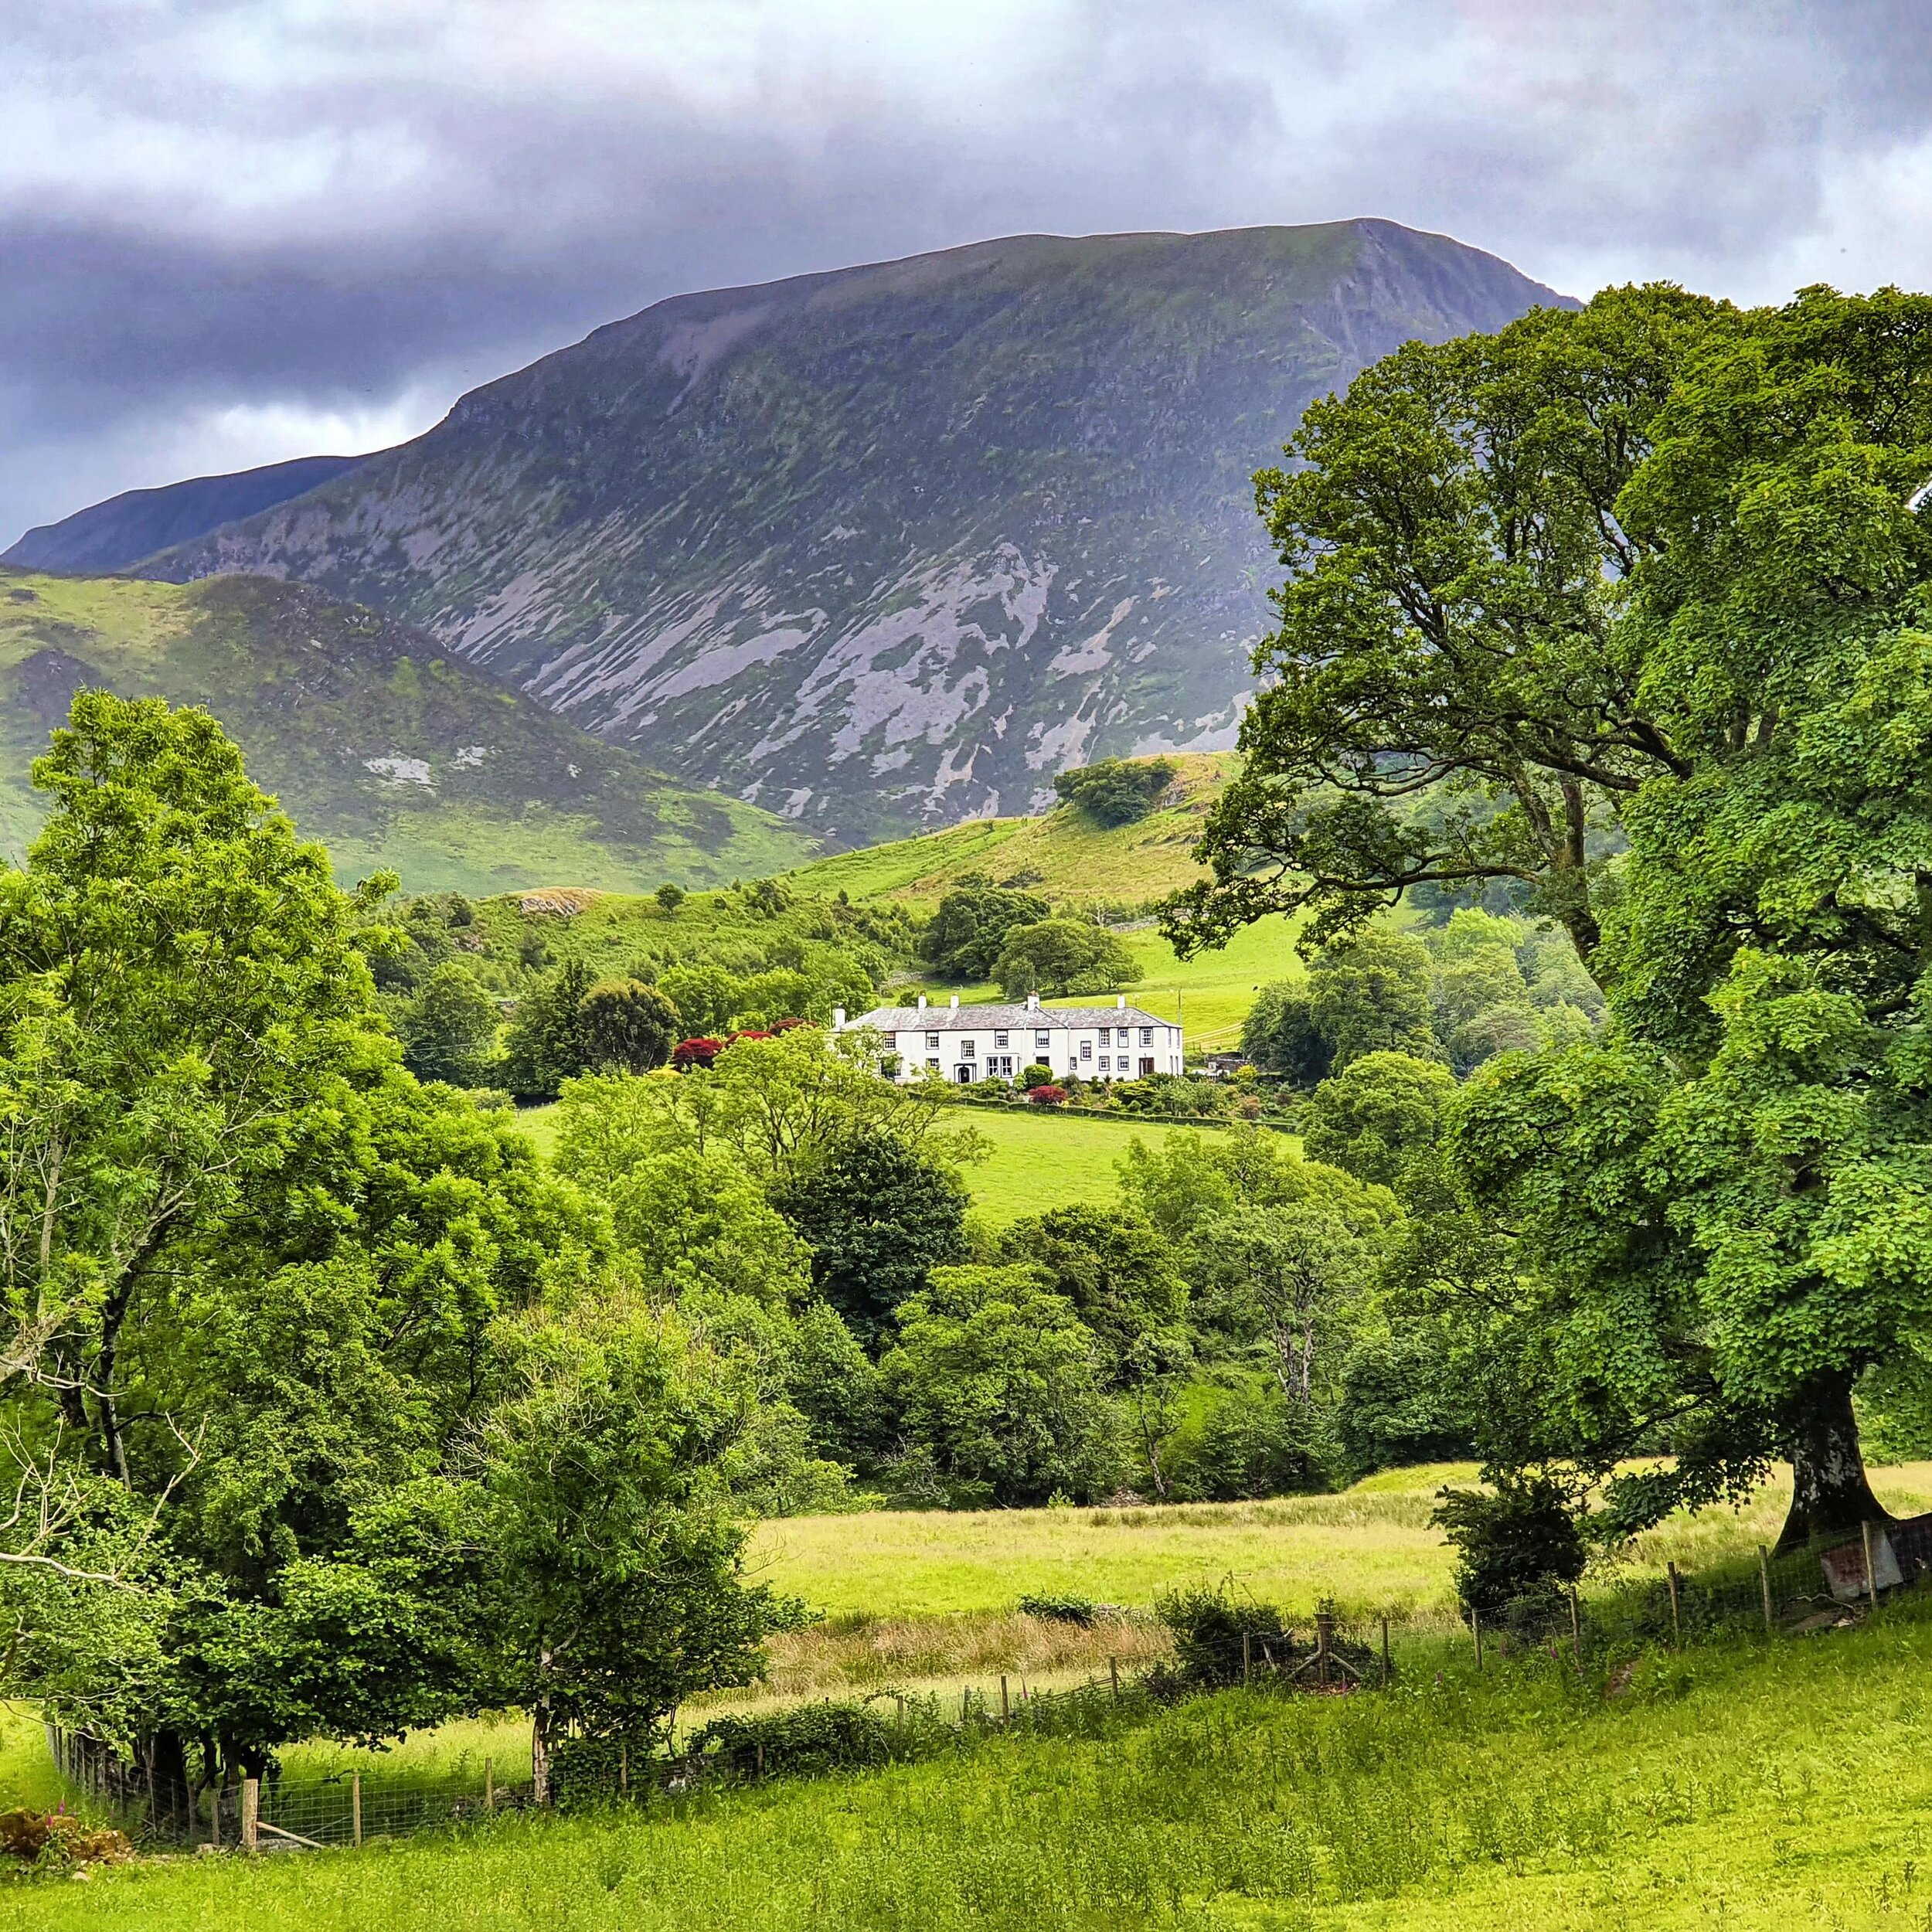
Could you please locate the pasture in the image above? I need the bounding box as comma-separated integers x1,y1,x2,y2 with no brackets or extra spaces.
28,1601,1932,1930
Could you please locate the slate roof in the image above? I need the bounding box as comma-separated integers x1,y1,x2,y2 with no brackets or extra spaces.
848,1004,1174,1032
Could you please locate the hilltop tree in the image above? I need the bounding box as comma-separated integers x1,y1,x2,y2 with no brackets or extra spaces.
1053,757,1178,828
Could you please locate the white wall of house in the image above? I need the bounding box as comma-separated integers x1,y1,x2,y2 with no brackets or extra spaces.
834,992,1184,1085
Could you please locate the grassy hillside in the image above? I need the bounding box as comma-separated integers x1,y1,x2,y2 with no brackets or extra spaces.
0,568,812,894
32,1549,1932,1927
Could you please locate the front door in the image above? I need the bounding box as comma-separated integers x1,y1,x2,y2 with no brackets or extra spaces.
956,1064,975,1083
1139,1056,1155,1076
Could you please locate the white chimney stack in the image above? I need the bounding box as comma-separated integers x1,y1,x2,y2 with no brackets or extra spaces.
1026,991,1039,1011
950,995,960,1009
833,1007,846,1029
1117,993,1126,1009
917,993,927,1012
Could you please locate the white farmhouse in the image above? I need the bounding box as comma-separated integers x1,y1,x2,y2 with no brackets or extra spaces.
834,992,1183,1085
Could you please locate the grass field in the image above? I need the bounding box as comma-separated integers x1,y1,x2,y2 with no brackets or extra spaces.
511,1100,1238,1223
32,1601,1932,1930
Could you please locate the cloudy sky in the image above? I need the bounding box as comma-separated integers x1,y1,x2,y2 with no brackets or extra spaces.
4,0,1930,544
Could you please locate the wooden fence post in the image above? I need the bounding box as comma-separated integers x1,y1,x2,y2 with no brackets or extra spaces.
210,1782,222,1852
756,1742,764,1780
1471,1611,1482,1672
352,1773,362,1849
1242,1631,1251,1688
1000,1675,1009,1722
240,1777,259,1852
1315,1609,1334,1689
620,1742,629,1797
1110,1657,1120,1700
1666,1562,1682,1649
485,1757,495,1814
1569,1587,1583,1667
1759,1544,1774,1633
1862,1521,1881,1611
1381,1617,1390,1682
961,1688,970,1723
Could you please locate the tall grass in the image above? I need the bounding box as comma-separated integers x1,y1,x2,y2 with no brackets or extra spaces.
29,1604,1932,1930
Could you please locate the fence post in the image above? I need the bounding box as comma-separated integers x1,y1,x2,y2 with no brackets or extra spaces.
352,1773,362,1848
1315,1609,1334,1689
1759,1544,1774,1633
240,1777,259,1853
1862,1520,1881,1611
1569,1587,1582,1667
1666,1562,1682,1649
485,1756,495,1814
756,1742,764,1781
1381,1617,1390,1682
1242,1631,1251,1688
1110,1657,1120,1700
620,1742,629,1798
961,1688,971,1723
1471,1611,1482,1672
1000,1675,1009,1722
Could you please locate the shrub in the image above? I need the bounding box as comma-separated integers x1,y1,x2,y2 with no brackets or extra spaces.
1028,1083,1068,1106
655,882,686,914
672,1036,724,1070
1166,1383,1337,1501
1432,1475,1586,1621
690,1699,900,1778
1017,1592,1098,1624
1021,1062,1054,1088
1153,1585,1290,1688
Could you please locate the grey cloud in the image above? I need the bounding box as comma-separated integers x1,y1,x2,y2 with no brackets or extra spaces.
10,0,1932,542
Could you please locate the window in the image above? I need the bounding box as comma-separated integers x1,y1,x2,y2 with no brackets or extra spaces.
1140,1027,1153,1046
925,1057,940,1070
883,1032,896,1047
1080,1041,1093,1060
1098,1055,1111,1072
994,1030,1009,1049
960,1037,976,1056
1036,1032,1051,1049
926,1032,940,1049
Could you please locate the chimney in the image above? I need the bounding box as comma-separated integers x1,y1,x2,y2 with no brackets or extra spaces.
1117,993,1126,1009
917,994,927,1012
1026,991,1039,1011
833,1007,846,1029
950,995,960,1009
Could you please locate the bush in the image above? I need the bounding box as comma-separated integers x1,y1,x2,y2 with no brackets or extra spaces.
1153,1585,1291,1688
1017,1592,1099,1624
1021,1062,1054,1088
672,1036,724,1070
1432,1475,1586,1621
1167,1383,1336,1501
1028,1083,1068,1106
702,1701,894,1777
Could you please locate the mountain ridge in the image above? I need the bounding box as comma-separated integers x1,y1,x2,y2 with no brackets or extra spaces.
131,219,1568,845
5,454,366,574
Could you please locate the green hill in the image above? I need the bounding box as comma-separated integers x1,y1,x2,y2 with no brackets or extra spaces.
0,568,813,893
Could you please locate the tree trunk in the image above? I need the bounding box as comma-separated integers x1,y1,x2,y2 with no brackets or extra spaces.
1775,1368,1892,1552
531,1649,553,1805
145,1729,196,1838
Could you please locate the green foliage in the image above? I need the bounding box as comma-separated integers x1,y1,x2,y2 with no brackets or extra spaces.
1165,1379,1336,1501
657,962,740,1036
992,917,1143,999
882,1266,1124,1506
655,883,686,914
784,1300,891,1464
1239,982,1332,1084
774,1133,970,1351
1152,1583,1286,1688
1052,757,1179,828
1432,1475,1586,1620
1336,1327,1476,1473
578,977,679,1073
1015,1592,1098,1624
502,957,595,1097
1306,930,1438,1070
397,959,502,1086
1302,1051,1458,1195
482,1294,800,1769
1161,283,1730,965
689,1699,900,1780
995,1206,1187,1377
917,873,1050,978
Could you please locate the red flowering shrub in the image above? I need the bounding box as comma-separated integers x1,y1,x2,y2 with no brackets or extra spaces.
1026,1083,1068,1106
672,1036,723,1070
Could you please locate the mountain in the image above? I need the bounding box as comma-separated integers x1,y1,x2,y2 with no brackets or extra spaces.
0,567,812,893
3,455,367,576
140,219,1572,846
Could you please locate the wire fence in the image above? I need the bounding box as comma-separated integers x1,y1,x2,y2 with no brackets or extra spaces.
57,1516,1932,1856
